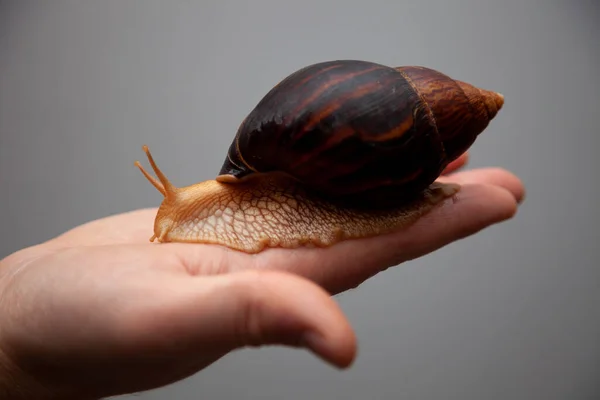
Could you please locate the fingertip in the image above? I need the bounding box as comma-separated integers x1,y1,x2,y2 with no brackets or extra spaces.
302,329,357,369
455,183,520,223
476,168,525,204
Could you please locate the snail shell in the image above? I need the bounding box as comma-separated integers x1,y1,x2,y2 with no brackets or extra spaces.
135,60,504,253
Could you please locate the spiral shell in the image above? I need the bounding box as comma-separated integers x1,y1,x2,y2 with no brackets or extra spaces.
135,59,504,253
218,60,503,207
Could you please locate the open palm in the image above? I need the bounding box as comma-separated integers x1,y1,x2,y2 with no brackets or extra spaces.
0,154,524,399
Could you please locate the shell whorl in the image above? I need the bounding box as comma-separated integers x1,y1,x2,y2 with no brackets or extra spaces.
395,66,504,163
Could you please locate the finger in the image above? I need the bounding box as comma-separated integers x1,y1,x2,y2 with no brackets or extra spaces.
143,270,357,370
255,181,521,295
442,152,469,175
383,183,519,262
438,167,525,203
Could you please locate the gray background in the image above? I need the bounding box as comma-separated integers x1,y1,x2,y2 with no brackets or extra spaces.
1,1,599,399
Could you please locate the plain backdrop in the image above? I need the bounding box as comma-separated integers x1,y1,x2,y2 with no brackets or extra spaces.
1,1,599,399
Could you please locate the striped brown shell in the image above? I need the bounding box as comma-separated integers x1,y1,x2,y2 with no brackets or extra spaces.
218,60,503,208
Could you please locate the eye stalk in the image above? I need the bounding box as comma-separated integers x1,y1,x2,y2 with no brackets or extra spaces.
134,145,178,200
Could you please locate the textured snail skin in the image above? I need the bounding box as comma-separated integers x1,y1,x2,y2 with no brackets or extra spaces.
135,146,459,253
135,60,503,253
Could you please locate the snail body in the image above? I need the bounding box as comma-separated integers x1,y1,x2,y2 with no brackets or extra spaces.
135,60,504,253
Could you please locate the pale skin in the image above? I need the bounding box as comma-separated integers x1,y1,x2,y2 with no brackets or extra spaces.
0,153,524,400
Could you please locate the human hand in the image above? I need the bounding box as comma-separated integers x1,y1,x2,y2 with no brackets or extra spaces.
0,153,524,399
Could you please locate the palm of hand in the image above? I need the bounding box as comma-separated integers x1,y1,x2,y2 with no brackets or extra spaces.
0,156,524,399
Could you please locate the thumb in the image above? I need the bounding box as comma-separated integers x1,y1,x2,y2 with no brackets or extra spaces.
180,269,357,369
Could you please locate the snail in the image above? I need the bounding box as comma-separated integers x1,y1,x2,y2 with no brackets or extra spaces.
135,59,504,253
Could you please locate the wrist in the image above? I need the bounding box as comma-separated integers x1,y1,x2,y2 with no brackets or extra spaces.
0,347,45,400
0,345,86,400
0,347,105,400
